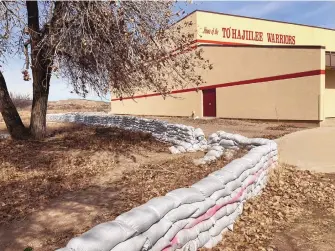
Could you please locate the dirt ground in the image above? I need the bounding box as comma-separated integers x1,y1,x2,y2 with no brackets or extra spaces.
0,99,333,251
147,116,316,139
0,123,247,251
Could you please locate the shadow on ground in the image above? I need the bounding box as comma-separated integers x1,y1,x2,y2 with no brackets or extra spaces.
0,124,168,251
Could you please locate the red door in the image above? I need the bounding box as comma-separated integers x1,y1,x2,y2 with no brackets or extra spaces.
203,89,216,117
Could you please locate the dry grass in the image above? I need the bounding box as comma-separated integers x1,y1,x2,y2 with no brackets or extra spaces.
48,99,110,113
0,125,165,224
265,124,306,131
0,119,249,250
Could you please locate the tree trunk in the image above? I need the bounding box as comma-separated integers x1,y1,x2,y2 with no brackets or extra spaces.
26,1,52,139
29,67,51,139
0,72,29,139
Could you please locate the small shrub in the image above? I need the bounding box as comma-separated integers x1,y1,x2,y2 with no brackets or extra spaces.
10,92,32,109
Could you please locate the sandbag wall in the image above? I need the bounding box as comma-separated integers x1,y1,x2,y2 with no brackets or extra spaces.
194,131,274,165
47,113,207,152
56,132,278,251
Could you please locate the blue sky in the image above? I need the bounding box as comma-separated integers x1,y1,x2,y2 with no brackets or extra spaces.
3,1,335,101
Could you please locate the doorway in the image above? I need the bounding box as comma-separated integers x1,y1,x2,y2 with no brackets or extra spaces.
202,89,216,117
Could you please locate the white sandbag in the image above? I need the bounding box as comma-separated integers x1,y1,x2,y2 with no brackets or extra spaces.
192,144,201,152
194,128,205,138
149,237,171,251
219,139,236,147
197,231,212,248
115,205,160,234
191,176,224,197
194,218,215,234
225,158,253,177
65,220,135,251
227,223,234,231
208,133,218,141
176,145,186,153
164,219,191,241
146,196,177,218
165,204,198,223
237,169,251,183
209,169,239,185
191,198,216,218
209,145,224,152
179,142,193,150
174,218,213,249
111,235,147,251
250,138,271,146
176,241,197,251
166,188,206,205
214,203,239,222
141,218,172,249
199,144,209,151
205,150,222,159
203,232,223,249
202,155,216,163
199,139,208,145
169,146,180,154
231,134,249,145
209,215,230,237
211,207,240,238
186,146,197,153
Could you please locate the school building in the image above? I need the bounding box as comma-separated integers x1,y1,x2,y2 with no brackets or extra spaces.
111,10,335,123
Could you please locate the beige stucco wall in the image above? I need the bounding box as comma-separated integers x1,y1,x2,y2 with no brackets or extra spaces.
199,46,322,120
112,91,201,117
112,46,323,120
324,69,335,118
195,11,335,51
198,46,323,86
215,76,320,120
168,12,198,49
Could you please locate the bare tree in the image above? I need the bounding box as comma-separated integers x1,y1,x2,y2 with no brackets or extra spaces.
0,1,211,139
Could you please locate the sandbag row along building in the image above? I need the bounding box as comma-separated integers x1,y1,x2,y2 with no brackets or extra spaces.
111,10,335,123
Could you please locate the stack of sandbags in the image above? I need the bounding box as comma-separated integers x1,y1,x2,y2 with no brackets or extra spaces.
167,126,207,154
46,113,207,154
194,131,276,165
56,137,278,251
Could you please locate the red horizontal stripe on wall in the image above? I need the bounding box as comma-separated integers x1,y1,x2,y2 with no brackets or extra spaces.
111,69,325,101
